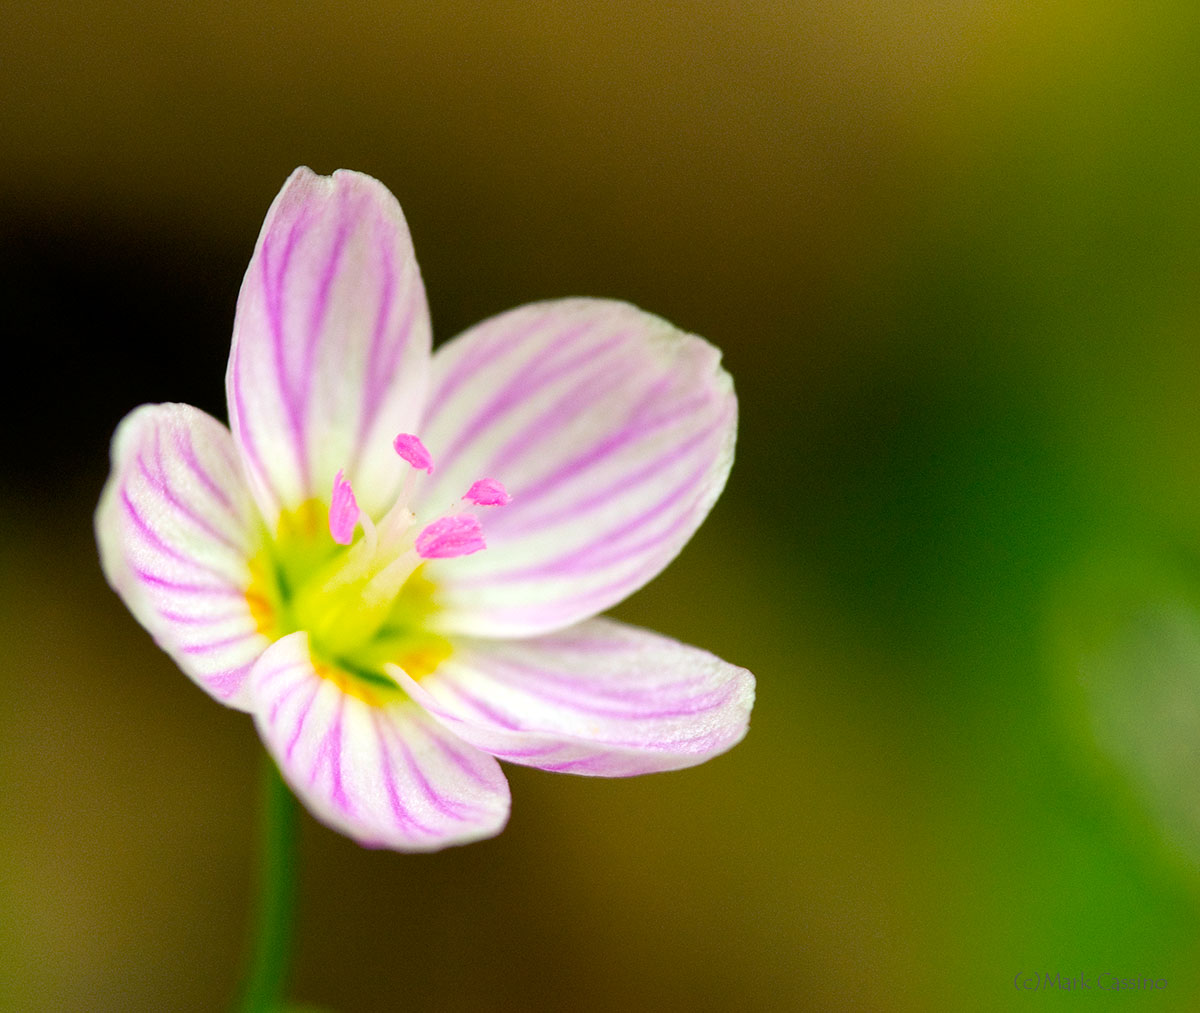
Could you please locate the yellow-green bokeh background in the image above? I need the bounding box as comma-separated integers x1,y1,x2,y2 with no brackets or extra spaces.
5,3,1200,1009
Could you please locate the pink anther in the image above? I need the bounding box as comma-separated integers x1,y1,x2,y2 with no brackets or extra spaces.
329,470,360,545
465,478,511,507
393,433,434,473
415,515,486,559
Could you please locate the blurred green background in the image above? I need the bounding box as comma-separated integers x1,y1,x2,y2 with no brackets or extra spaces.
5,2,1200,1009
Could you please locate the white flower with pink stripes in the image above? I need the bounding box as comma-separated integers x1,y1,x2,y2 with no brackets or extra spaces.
96,168,754,851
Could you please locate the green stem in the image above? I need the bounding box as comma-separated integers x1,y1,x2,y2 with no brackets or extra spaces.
237,754,300,1012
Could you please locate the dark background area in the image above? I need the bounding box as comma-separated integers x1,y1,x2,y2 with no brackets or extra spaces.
5,3,1200,1009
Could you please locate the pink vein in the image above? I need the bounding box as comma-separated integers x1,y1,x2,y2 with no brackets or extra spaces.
176,429,239,520
424,310,559,428
431,319,608,468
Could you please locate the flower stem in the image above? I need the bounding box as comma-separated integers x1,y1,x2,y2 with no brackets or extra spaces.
238,753,299,1012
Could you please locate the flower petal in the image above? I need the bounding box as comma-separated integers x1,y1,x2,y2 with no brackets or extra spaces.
227,167,432,523
249,632,511,851
392,617,754,776
95,403,269,710
416,299,737,636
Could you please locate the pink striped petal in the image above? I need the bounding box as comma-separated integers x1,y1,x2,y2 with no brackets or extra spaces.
416,299,737,637
249,632,510,851
94,403,270,710
227,167,432,524
394,617,754,776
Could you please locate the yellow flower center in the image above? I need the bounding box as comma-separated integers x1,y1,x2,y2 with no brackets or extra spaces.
247,500,451,698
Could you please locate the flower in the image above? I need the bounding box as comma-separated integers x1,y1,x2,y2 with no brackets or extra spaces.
95,167,754,851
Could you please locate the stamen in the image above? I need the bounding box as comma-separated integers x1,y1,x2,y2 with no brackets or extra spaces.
465,478,511,507
329,470,361,545
361,546,420,607
322,510,378,593
393,433,434,473
376,502,415,552
415,515,486,559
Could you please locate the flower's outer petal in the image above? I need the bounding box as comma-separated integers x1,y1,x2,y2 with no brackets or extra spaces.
392,617,754,776
417,299,737,636
227,167,432,524
249,632,511,851
95,403,270,710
